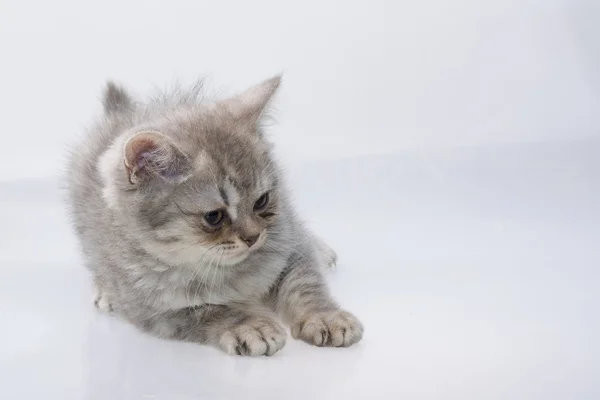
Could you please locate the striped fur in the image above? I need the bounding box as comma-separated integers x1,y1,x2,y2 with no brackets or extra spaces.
66,76,363,356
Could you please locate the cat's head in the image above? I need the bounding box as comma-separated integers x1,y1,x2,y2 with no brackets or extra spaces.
99,76,287,267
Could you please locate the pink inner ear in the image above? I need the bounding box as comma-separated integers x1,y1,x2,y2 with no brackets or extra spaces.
124,131,189,183
125,136,159,171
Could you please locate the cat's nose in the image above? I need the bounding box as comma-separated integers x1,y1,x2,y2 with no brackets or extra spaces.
241,234,260,247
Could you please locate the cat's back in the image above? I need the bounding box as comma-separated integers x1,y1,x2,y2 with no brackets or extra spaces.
67,83,138,215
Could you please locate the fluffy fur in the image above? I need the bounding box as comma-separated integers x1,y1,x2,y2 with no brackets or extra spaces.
66,76,363,356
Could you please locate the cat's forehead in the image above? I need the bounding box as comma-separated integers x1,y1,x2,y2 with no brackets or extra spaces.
187,149,275,199
168,110,276,201
200,129,273,181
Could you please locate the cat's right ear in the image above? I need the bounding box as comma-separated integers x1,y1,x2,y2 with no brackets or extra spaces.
123,131,192,185
103,82,133,114
218,75,281,127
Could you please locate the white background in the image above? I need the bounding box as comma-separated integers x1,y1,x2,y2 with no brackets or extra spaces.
0,1,599,399
0,0,599,179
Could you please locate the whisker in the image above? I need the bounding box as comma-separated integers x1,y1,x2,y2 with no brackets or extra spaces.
185,244,218,306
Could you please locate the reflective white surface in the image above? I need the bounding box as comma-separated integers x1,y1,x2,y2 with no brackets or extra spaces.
1,140,598,399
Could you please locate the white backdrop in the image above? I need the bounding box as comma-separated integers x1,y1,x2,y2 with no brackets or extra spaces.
1,2,599,399
0,0,598,179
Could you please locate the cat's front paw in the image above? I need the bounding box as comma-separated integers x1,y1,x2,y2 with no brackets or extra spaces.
292,310,363,347
219,317,287,356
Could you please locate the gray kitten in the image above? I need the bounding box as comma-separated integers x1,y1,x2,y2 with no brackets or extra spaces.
66,76,363,356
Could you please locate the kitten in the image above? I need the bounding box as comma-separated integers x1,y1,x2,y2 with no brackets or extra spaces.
66,76,363,356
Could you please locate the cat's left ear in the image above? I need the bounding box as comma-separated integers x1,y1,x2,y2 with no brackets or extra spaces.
123,131,192,185
219,75,281,127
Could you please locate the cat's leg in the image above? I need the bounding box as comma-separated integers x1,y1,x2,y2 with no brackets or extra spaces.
92,280,113,313
271,254,363,347
123,304,287,356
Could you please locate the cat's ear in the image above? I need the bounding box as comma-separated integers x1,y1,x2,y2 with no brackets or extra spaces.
103,82,133,114
123,131,192,185
219,75,281,126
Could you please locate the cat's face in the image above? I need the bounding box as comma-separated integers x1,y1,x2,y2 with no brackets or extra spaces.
152,138,281,266
116,76,284,267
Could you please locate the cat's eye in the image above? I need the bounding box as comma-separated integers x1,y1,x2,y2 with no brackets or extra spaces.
204,210,224,226
254,192,269,211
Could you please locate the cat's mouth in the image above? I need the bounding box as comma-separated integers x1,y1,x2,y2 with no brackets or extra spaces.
216,234,266,266
216,248,251,266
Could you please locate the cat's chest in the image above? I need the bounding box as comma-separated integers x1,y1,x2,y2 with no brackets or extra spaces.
155,255,284,309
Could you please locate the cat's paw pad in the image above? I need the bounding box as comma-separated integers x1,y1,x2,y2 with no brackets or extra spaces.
292,310,363,347
219,317,287,356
